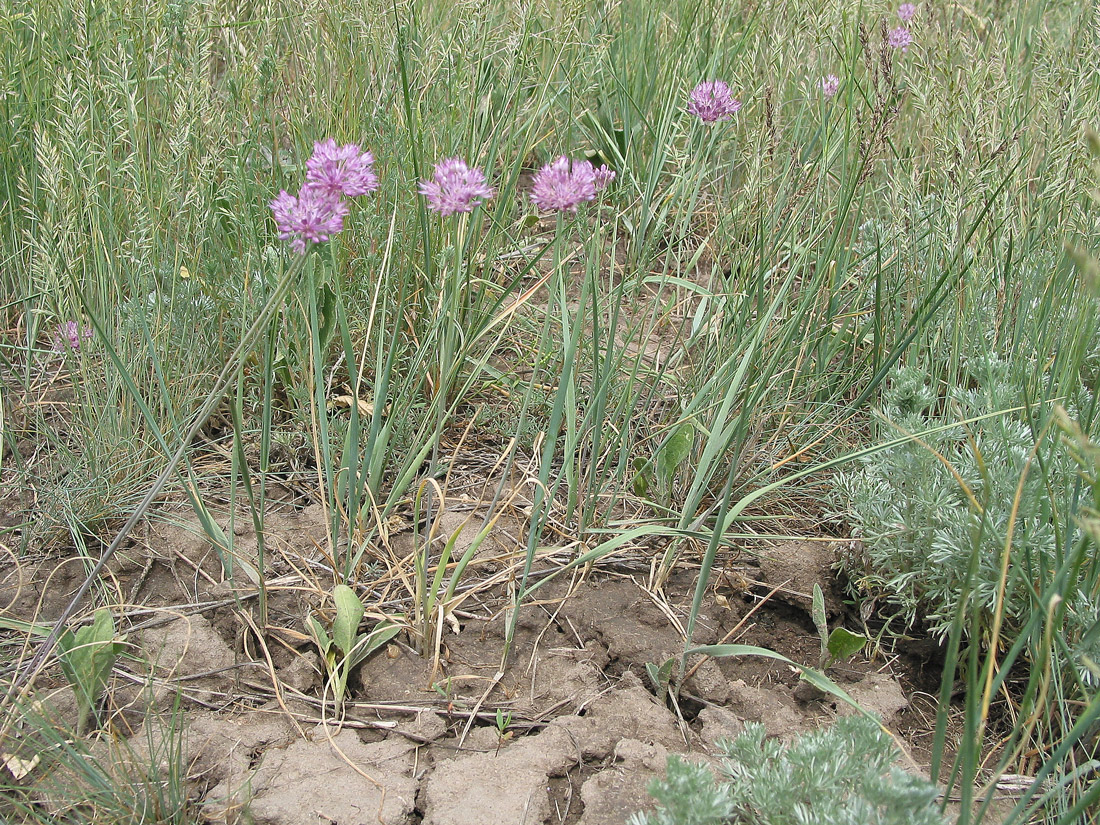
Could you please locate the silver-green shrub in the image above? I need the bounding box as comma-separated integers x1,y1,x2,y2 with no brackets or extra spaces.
631,715,945,825
832,357,1093,641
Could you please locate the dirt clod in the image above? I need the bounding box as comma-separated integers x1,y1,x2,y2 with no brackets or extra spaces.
755,540,844,617
206,727,417,825
576,739,670,825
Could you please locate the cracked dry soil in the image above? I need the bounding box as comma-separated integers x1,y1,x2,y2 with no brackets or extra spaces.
2,506,943,825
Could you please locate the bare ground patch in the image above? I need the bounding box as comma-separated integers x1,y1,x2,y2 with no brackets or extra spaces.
0,500,977,825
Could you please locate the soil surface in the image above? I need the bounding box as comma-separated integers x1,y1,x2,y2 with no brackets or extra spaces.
1,502,1016,824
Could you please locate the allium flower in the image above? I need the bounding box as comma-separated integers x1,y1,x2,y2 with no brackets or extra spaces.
888,26,913,51
271,137,378,253
304,139,379,198
592,163,616,191
270,185,350,254
897,3,917,21
820,74,840,97
52,321,92,352
419,157,495,216
686,80,742,122
529,156,614,213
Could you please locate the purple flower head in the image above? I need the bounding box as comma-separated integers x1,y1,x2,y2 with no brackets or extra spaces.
270,185,349,254
419,157,496,216
592,162,616,191
820,74,840,97
687,80,742,122
305,139,379,199
53,321,93,352
897,3,917,22
529,156,615,213
888,26,913,52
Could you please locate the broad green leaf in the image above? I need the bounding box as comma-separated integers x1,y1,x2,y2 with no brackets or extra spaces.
87,610,121,698
656,421,694,488
827,628,868,662
632,457,651,497
346,619,402,669
57,609,122,733
56,628,83,701
306,615,332,655
812,584,828,644
332,584,364,656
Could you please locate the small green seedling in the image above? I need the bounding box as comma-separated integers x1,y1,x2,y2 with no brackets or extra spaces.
645,657,677,704
493,707,514,754
306,584,401,707
633,420,695,501
812,583,868,669
57,608,126,735
494,708,513,740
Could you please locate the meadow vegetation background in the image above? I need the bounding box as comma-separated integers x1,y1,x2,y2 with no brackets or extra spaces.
0,0,1098,821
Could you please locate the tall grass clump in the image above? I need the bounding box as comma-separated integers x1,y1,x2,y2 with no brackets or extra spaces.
0,692,196,825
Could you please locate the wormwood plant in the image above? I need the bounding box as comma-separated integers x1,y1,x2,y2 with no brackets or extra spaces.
631,715,945,825
832,358,1094,642
832,359,1100,820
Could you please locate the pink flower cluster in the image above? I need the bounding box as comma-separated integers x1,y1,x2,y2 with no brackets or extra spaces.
270,139,378,254
420,154,615,216
52,321,93,352
888,25,913,51
686,81,742,122
270,189,349,254
419,158,496,216
271,142,621,252
529,156,616,213
272,14,926,249
306,139,379,198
